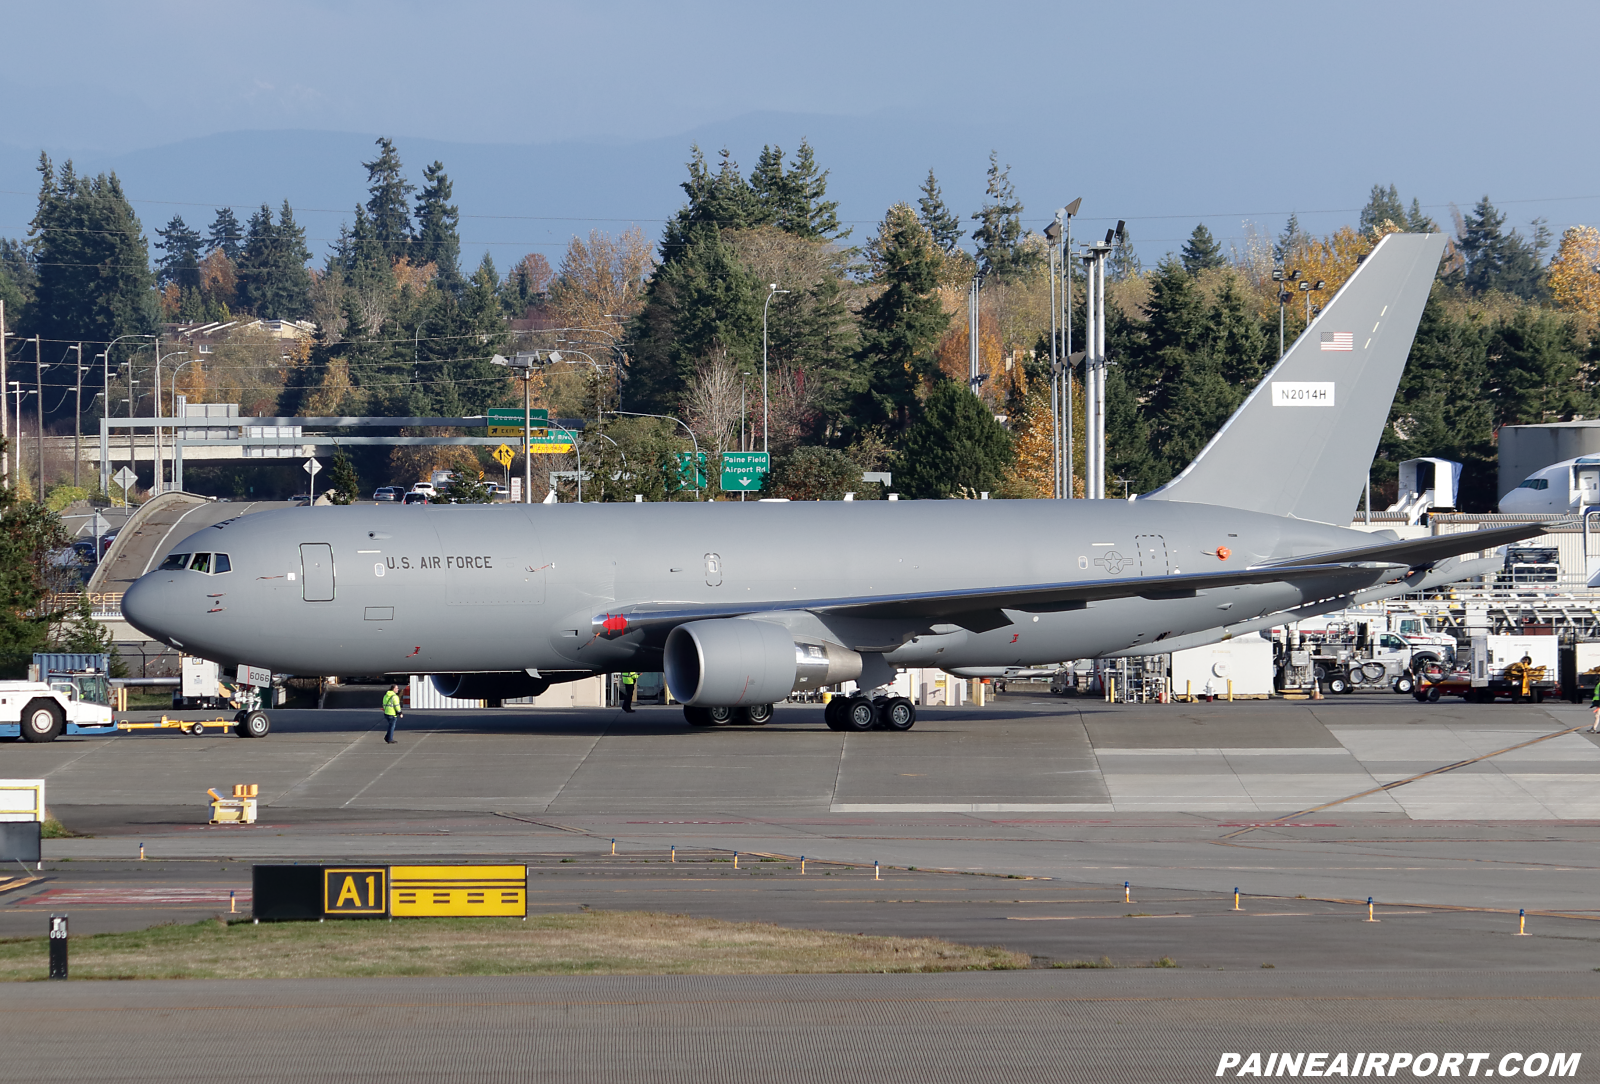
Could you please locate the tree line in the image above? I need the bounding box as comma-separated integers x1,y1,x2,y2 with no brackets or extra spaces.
2,139,1599,510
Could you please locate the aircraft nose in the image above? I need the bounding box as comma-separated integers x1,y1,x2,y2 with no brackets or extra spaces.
121,574,172,641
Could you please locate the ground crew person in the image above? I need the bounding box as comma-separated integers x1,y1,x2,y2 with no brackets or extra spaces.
383,684,403,743
619,672,638,713
1590,677,1600,732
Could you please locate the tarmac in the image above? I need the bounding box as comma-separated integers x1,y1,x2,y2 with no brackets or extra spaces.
6,691,1600,1080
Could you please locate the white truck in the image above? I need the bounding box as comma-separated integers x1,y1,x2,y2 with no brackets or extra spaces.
0,673,115,743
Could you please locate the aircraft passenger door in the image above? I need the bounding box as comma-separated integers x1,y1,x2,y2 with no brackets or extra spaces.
300,543,336,602
1577,467,1600,507
1133,534,1169,577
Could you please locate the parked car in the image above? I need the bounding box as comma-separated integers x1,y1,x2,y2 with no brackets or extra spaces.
402,491,430,505
372,486,404,502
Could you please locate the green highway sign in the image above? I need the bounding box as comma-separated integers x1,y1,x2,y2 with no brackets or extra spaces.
720,451,769,492
488,407,548,437
673,451,707,490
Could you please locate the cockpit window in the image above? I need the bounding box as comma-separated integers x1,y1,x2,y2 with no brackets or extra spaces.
1518,478,1550,490
158,553,191,571
212,553,231,574
190,553,212,573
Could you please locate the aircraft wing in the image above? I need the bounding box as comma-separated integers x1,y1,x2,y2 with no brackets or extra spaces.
1258,521,1555,572
600,560,1400,638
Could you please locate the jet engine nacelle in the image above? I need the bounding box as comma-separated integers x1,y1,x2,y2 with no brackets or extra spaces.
664,619,863,706
430,672,551,701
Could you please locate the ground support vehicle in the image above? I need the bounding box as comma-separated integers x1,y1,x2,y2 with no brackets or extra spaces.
1414,635,1559,703
1562,640,1600,703
0,659,115,742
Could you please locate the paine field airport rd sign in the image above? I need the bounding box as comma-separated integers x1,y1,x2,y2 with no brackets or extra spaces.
720,451,769,491
487,407,548,437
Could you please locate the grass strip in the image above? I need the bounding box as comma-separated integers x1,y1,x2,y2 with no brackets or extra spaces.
0,910,1027,981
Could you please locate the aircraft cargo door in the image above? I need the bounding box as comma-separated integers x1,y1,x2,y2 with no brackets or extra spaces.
300,543,336,601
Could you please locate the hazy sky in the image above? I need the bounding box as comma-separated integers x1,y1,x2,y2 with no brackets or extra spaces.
2,0,1596,265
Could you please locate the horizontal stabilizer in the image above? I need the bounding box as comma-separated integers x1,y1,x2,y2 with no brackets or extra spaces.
1262,522,1554,571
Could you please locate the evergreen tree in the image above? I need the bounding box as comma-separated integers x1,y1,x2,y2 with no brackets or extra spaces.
895,379,1012,499
853,205,949,433
0,238,37,328
971,153,1035,280
207,207,244,260
779,140,845,240
26,155,156,371
236,202,312,319
1376,285,1495,509
155,215,203,290
765,445,860,499
1458,196,1546,300
1179,224,1226,274
917,169,962,255
1359,183,1407,233
1487,307,1587,426
1108,225,1142,282
413,160,462,291
660,146,757,260
0,481,70,674
1405,198,1436,233
747,145,787,229
1274,213,1307,263
362,137,414,263
324,445,361,504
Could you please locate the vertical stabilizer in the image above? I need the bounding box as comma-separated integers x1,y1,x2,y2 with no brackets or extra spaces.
1142,231,1446,523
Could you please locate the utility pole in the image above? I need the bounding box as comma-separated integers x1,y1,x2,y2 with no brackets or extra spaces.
71,343,83,489
1047,224,1060,498
0,299,7,486
1080,251,1097,498
33,336,43,500
522,367,532,504
761,284,788,455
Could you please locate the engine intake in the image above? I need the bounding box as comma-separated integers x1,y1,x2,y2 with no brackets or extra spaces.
664,619,862,706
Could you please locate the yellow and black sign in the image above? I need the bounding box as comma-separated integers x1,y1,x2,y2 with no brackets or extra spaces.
389,865,526,917
323,867,388,915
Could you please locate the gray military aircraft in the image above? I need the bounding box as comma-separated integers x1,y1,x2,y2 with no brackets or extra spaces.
122,231,1543,734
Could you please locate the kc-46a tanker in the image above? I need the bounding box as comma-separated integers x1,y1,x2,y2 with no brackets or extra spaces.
122,232,1542,731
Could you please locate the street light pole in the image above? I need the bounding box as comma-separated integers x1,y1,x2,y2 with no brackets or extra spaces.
32,336,43,500
94,334,152,495
71,343,83,489
0,301,7,486
762,285,788,455
611,410,701,500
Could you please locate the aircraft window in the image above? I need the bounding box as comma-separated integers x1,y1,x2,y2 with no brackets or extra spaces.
190,553,212,573
212,553,232,574
1517,479,1549,490
158,553,191,571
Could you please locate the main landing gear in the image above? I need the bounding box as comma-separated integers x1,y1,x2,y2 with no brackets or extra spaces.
684,704,775,727
823,695,916,732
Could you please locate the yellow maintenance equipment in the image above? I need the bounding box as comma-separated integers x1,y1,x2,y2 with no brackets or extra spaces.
207,784,259,824
389,865,527,917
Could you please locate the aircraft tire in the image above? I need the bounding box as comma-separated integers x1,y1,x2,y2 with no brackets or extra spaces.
883,697,916,731
238,711,271,738
684,706,715,726
824,699,847,731
20,700,64,743
740,703,774,725
843,698,877,732
708,706,735,725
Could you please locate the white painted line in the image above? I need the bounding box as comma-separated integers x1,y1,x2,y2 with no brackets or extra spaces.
830,803,1115,813
1094,748,1350,756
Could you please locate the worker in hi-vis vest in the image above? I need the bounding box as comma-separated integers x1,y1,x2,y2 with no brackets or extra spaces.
619,672,638,713
383,684,403,743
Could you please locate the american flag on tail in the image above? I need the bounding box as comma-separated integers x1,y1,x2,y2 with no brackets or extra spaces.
1320,332,1353,351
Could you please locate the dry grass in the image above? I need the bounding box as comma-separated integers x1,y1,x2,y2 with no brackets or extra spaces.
0,910,1026,981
